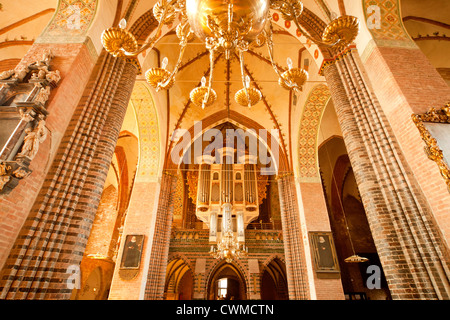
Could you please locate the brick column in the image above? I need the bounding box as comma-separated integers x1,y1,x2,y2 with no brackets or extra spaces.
277,174,309,300
0,42,96,269
323,50,450,300
144,172,178,300
0,52,138,300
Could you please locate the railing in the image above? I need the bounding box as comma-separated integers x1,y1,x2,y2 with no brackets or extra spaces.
246,222,283,230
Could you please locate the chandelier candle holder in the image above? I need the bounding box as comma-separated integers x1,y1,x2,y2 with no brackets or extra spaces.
101,0,359,108
235,75,262,108
190,76,217,108
277,57,309,92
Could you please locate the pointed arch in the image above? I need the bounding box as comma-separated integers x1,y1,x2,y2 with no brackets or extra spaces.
129,81,161,182
297,84,331,180
206,259,249,300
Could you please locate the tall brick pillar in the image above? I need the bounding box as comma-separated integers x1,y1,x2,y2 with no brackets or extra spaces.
277,174,310,300
0,42,97,269
322,49,450,300
144,172,178,300
0,51,138,300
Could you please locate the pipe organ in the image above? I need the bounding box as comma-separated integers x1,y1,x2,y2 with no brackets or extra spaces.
195,148,260,260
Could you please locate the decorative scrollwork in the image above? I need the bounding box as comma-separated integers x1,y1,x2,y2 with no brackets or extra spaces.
412,103,450,192
153,0,177,25
270,0,303,21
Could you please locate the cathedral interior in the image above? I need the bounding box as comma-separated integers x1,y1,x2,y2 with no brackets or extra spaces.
0,0,449,301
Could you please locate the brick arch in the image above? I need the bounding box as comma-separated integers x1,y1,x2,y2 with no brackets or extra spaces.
129,81,161,182
167,253,195,273
260,254,287,283
259,254,288,299
297,84,331,179
271,6,330,66
164,254,194,299
261,254,286,270
205,259,250,299
129,7,160,41
362,0,415,47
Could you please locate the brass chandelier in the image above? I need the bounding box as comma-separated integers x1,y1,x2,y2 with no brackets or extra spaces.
210,230,248,263
101,0,360,109
209,203,248,263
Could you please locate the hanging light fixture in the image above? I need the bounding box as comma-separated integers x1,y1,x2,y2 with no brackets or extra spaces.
209,203,248,263
210,230,248,263
101,0,360,108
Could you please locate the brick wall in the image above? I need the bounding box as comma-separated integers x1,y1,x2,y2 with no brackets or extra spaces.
299,182,345,300
0,43,96,271
363,46,450,247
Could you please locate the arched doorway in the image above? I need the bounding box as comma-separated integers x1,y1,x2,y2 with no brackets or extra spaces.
318,136,391,300
207,262,247,300
165,258,194,300
260,258,288,300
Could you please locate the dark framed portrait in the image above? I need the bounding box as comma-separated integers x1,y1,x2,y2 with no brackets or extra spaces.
309,232,340,275
120,235,144,269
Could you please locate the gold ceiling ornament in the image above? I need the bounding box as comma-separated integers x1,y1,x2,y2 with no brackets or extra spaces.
235,87,262,107
101,26,138,58
153,0,177,25
270,0,303,21
101,0,359,103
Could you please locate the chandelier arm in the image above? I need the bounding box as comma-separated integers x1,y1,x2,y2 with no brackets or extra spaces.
156,38,188,90
238,50,252,108
202,48,216,109
271,0,340,47
290,14,341,47
121,2,175,57
264,27,296,89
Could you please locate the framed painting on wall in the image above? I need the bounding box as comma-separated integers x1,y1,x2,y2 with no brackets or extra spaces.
120,235,144,270
309,232,340,276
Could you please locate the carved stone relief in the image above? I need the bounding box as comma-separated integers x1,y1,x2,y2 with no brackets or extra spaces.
0,50,61,194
